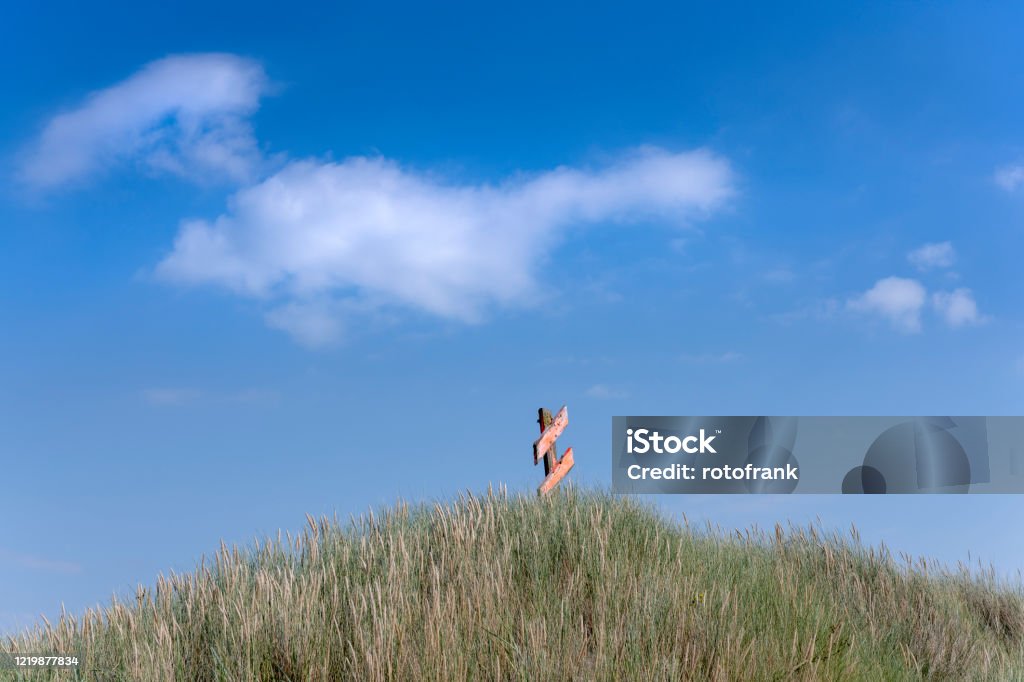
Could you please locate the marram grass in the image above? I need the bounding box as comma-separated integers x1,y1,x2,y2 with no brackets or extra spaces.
4,487,1024,681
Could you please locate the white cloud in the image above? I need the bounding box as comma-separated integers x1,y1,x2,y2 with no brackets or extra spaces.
20,53,270,189
995,164,1024,192
932,288,985,328
156,147,734,343
847,276,927,333
585,384,627,399
907,241,955,271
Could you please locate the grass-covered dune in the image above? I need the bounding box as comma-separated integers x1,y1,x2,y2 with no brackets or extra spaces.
5,488,1024,681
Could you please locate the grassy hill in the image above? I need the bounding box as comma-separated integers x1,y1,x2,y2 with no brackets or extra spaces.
4,488,1024,681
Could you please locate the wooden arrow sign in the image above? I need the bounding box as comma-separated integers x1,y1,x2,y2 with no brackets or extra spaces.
534,406,568,465
538,447,574,495
534,405,575,495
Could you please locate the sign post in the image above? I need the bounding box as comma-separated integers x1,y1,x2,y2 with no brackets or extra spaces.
534,405,575,495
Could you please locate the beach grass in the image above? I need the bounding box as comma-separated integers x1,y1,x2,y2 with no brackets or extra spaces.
4,486,1023,680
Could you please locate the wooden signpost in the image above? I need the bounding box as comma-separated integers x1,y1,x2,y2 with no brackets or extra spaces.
534,405,575,495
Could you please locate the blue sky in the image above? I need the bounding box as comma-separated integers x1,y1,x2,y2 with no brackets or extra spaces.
3,1,1024,633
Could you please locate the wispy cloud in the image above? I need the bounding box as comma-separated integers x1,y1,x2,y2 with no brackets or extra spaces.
584,384,627,399
227,388,280,404
156,147,735,346
20,53,271,190
141,387,279,405
762,267,796,283
994,164,1024,192
907,241,955,271
847,276,927,333
932,288,985,328
141,387,202,405
264,300,348,348
771,298,841,325
680,351,743,364
0,549,81,575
